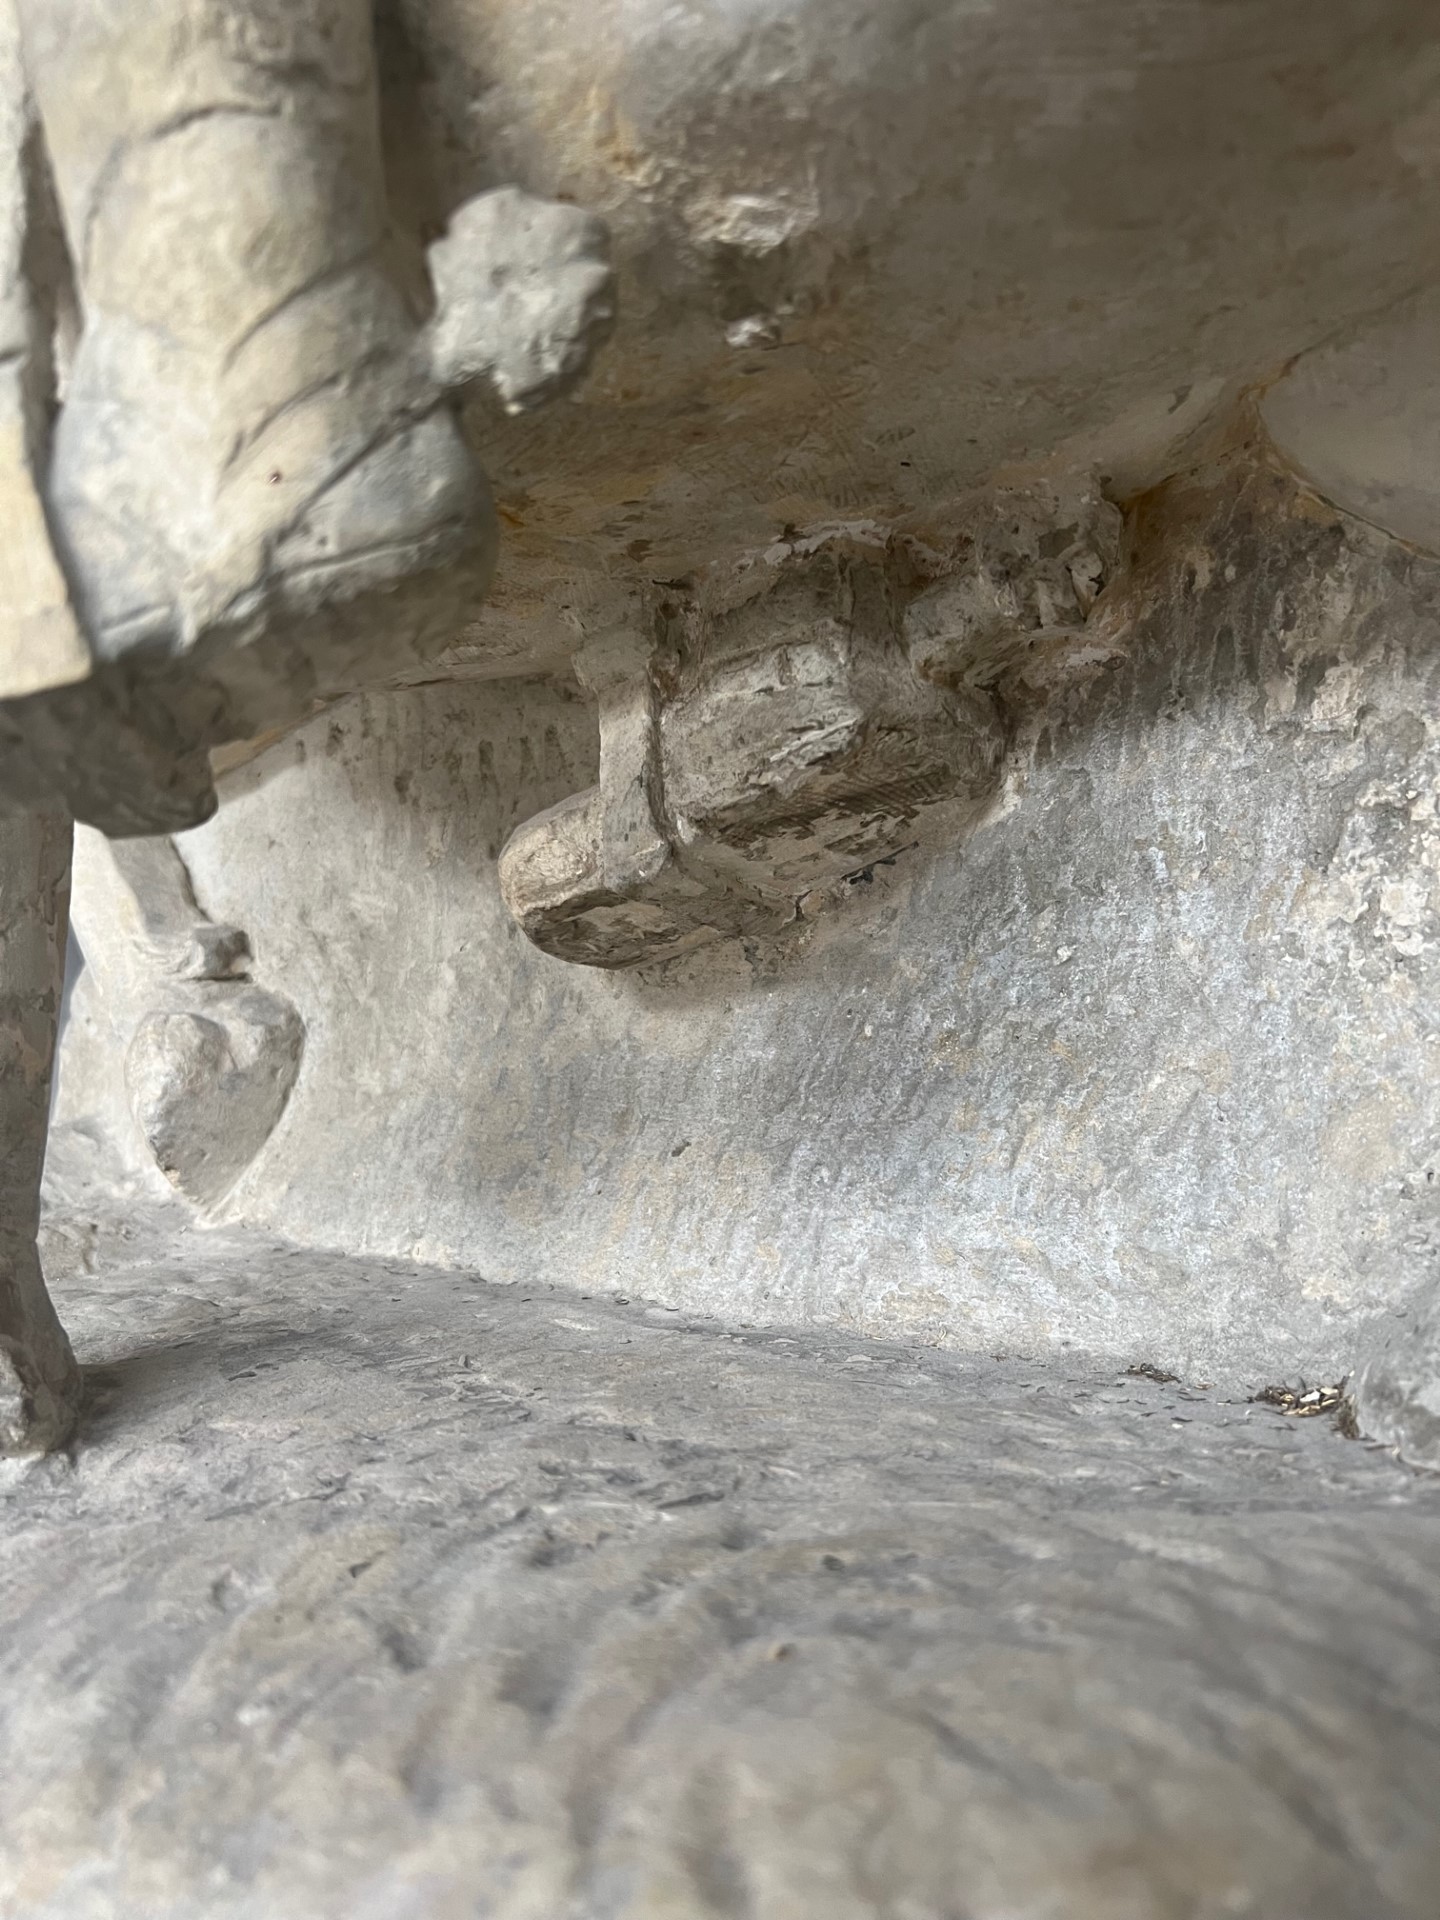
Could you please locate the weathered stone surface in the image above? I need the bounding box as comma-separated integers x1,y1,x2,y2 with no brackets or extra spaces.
1261,285,1440,557
22,0,474,659
654,544,1004,918
71,830,253,994
56,456,1440,1386
1,0,1436,822
426,186,615,413
68,826,305,1210
500,540,1007,968
0,0,617,833
0,0,620,1442
1354,1279,1440,1473
0,808,76,1454
0,0,1420,763
0,7,1437,1890
1,1214,1437,1917
125,988,304,1212
368,0,1440,681
900,480,1122,689
0,1,89,703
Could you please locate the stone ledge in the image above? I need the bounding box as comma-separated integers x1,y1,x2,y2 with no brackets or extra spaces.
3,1216,1437,1918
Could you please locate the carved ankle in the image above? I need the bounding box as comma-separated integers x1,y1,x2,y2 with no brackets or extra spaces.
0,1332,80,1457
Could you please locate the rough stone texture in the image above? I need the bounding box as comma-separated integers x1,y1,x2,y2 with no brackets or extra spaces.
55,457,1440,1389
499,537,1009,969
367,0,1440,672
0,0,616,1449
70,830,254,994
124,990,305,1212
0,0,1437,814
0,0,615,831
0,0,90,702
0,808,76,1453
69,827,305,1211
1,1213,1437,1918
426,186,615,413
23,0,479,660
3,0,1420,749
6,0,1440,1417
899,480,1122,690
2,3,1439,1889
1354,1278,1440,1474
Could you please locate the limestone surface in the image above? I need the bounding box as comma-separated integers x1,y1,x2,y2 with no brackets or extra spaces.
0,810,76,1454
1,1213,1437,1918
0,0,617,831
1355,1280,1440,1474
55,459,1440,1392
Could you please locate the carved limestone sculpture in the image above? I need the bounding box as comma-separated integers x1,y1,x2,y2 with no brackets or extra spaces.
0,0,614,1452
500,484,1118,967
70,826,306,1211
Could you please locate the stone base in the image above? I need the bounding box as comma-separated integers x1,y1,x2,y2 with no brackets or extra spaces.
2,1212,1437,1918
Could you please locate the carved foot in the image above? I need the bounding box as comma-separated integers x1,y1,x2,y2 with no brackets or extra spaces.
500,487,1119,969
0,1255,80,1457
71,827,305,1211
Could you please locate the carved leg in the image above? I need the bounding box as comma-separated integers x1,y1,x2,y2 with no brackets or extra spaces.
499,550,1007,969
70,826,304,1212
11,0,610,650
0,807,78,1455
12,0,474,653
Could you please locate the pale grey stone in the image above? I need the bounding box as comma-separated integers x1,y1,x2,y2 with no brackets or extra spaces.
68,826,304,1211
902,480,1123,689
71,830,251,993
0,1,1438,1897
500,541,1005,968
0,0,617,1438
22,0,487,662
0,808,76,1454
0,0,90,702
2,1214,1438,1917
0,0,615,834
125,988,304,1211
0,0,1432,831
426,186,615,413
1262,286,1440,556
47,457,1431,1395
1354,1280,1440,1473
363,0,1440,695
